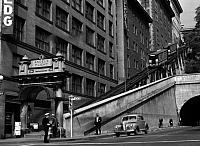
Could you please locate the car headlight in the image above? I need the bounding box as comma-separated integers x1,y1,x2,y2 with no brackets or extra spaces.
115,125,121,129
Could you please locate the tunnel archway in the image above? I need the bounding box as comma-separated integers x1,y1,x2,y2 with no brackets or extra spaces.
180,95,200,126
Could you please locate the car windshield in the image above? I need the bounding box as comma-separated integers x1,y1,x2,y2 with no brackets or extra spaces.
122,116,137,121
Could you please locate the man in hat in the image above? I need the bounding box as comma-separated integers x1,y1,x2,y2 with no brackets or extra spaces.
42,113,50,143
94,113,102,135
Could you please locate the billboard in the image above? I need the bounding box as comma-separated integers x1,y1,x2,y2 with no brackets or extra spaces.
2,0,14,34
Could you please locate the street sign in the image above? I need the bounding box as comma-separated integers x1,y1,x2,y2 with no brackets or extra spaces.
69,95,81,101
71,97,81,101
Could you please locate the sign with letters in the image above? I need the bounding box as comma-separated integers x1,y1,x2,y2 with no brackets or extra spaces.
2,0,14,34
19,54,65,75
29,59,53,68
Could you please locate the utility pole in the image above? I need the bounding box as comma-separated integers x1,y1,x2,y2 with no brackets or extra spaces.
68,95,73,138
68,95,81,138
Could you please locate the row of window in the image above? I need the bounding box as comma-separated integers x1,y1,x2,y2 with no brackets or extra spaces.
13,14,114,58
34,26,115,78
71,74,106,97
35,0,114,36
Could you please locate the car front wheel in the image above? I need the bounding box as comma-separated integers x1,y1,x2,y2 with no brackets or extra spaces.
134,127,139,135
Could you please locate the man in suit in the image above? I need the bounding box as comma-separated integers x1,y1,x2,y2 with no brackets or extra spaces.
42,113,50,143
94,113,102,135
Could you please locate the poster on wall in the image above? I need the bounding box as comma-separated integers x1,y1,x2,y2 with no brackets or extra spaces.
2,0,14,34
14,122,21,136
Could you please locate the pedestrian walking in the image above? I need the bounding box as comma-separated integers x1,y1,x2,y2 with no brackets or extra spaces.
50,114,57,138
169,119,173,127
159,118,163,128
94,113,102,135
42,113,51,143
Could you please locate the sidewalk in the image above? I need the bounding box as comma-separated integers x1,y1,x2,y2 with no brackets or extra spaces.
0,126,190,144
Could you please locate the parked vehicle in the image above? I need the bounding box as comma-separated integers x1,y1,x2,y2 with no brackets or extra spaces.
114,114,148,137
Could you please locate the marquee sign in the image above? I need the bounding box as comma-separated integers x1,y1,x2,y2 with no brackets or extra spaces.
19,54,65,75
2,0,14,34
29,59,53,68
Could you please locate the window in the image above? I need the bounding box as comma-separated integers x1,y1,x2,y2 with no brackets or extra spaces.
109,21,113,36
97,11,105,30
97,34,105,52
16,0,25,5
127,37,129,50
72,17,83,36
35,27,50,52
72,45,82,66
56,7,69,31
86,52,94,71
86,78,95,96
98,83,106,96
109,42,113,57
13,16,25,41
127,55,130,68
86,27,95,47
72,74,82,94
85,1,94,22
133,41,136,51
36,0,51,20
98,58,105,75
56,37,68,59
97,0,104,7
13,53,22,76
61,0,69,4
108,0,113,15
110,64,114,79
72,0,82,13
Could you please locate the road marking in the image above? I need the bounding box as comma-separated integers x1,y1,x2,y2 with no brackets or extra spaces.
49,139,200,145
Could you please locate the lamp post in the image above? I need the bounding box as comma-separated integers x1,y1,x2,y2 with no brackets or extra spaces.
68,95,81,138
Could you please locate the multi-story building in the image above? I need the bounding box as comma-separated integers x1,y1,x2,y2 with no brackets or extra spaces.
0,0,118,138
140,0,175,51
116,0,152,82
169,0,183,46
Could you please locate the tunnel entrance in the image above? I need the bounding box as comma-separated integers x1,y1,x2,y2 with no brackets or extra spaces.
180,96,200,126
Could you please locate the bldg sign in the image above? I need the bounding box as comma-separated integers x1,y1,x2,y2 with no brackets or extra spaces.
2,0,14,34
19,54,65,75
29,59,53,68
28,58,59,75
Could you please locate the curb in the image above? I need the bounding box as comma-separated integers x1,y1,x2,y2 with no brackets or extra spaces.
0,126,190,144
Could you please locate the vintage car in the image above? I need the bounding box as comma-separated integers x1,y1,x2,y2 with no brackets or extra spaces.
114,114,148,137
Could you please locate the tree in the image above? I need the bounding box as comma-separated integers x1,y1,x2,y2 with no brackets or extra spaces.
195,5,200,28
184,5,200,73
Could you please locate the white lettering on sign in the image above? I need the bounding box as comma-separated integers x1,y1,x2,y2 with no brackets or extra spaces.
29,59,53,68
3,0,13,27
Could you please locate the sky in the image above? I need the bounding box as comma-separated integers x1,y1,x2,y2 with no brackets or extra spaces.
179,0,200,28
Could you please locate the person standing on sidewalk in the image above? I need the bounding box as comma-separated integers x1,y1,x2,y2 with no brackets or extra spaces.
42,113,51,143
94,113,102,135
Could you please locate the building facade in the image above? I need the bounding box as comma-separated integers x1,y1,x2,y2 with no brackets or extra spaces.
140,0,175,51
0,0,118,138
169,0,183,46
116,0,152,82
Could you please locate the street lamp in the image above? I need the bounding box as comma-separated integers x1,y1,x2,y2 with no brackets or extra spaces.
68,95,81,138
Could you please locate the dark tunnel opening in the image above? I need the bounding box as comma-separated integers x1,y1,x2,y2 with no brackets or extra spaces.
180,96,200,126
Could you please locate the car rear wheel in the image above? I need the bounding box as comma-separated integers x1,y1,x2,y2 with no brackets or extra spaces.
116,133,120,137
144,130,148,134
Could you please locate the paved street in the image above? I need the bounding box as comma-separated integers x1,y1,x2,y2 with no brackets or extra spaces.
2,126,200,146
